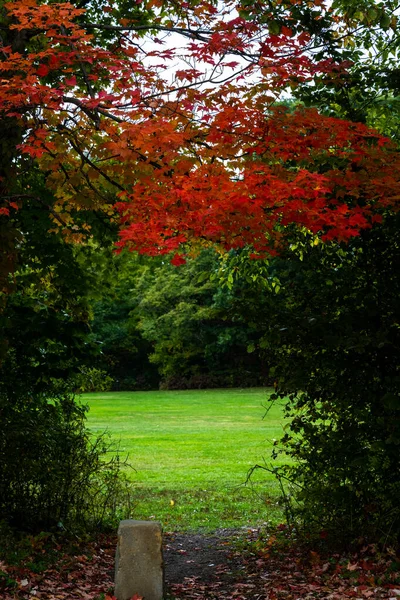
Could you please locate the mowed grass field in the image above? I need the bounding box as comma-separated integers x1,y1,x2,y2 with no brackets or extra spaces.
84,388,289,532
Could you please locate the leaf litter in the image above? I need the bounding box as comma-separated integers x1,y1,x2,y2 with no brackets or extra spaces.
1,528,399,599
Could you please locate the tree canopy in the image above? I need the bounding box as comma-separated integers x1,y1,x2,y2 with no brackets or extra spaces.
1,0,400,271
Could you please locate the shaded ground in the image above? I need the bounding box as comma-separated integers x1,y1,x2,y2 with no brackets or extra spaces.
164,528,251,585
1,528,400,599
164,529,400,600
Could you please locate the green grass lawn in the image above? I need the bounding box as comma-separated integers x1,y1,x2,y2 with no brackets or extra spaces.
84,388,289,532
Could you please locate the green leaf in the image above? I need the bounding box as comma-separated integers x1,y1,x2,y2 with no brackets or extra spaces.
380,13,391,29
196,271,210,284
382,393,400,410
268,21,280,35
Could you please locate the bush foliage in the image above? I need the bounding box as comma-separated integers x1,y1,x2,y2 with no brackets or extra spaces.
0,391,132,531
0,192,132,532
228,216,400,547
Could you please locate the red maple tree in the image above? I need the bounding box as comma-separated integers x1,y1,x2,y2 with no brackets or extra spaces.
1,0,399,261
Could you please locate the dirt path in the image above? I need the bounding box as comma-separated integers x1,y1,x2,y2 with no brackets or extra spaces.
164,528,249,583
164,528,254,598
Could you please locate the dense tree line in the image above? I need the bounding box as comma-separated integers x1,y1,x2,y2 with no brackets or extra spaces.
90,249,269,390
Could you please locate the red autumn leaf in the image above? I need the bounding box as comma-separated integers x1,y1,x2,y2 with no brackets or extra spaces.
36,63,50,76
65,75,77,86
170,254,186,267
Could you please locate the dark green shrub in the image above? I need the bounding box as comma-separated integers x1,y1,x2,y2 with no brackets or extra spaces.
265,218,400,547
0,390,132,532
224,216,400,548
74,367,114,393
0,195,133,532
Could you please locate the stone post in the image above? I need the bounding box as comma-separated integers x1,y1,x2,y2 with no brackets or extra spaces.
115,520,164,600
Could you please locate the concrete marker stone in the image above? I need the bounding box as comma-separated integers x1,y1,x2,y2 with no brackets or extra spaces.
115,519,164,600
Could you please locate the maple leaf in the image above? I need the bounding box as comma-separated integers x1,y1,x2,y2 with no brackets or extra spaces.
65,76,77,86
36,63,50,76
170,254,186,266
